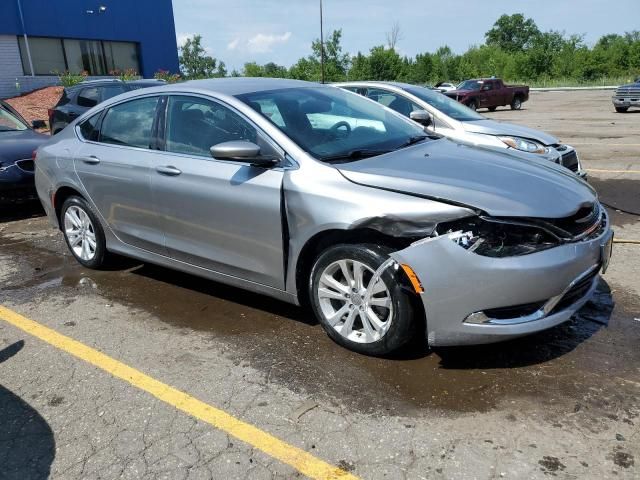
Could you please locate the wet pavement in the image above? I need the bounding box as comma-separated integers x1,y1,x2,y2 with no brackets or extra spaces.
1,90,640,479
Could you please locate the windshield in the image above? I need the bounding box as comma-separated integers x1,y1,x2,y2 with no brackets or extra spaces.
404,86,485,122
457,80,482,91
0,107,28,132
237,86,429,162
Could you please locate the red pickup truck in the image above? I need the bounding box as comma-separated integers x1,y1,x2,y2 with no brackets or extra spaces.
444,78,529,111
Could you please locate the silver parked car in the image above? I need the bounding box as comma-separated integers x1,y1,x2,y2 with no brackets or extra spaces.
336,81,585,176
35,78,612,355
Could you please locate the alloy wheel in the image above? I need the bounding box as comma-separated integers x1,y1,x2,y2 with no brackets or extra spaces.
317,259,393,343
64,205,97,261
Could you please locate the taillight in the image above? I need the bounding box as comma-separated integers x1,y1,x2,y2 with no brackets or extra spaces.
47,109,54,118
32,150,38,161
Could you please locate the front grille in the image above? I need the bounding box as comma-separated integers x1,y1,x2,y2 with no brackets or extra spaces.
550,268,599,314
561,150,579,172
615,87,640,98
15,159,35,172
538,203,601,239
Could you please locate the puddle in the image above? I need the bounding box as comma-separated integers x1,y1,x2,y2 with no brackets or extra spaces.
1,228,640,416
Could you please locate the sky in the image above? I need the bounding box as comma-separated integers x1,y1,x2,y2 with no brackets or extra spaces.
172,0,640,71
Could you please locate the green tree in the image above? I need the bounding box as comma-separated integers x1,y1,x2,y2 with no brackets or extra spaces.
367,46,403,81
312,29,351,81
485,14,541,52
179,35,227,79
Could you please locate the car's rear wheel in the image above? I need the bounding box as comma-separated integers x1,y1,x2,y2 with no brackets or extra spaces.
510,97,522,110
61,196,108,269
309,244,417,356
615,107,629,113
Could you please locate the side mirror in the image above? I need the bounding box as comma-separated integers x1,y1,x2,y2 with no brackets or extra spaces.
209,141,277,167
32,119,47,129
409,110,434,128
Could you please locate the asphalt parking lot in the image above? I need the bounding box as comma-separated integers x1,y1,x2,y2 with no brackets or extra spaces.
1,89,639,479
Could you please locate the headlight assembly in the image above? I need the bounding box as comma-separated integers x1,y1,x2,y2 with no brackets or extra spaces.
436,216,559,257
498,136,547,154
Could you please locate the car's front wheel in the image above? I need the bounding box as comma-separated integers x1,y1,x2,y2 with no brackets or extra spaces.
309,244,418,356
61,196,108,269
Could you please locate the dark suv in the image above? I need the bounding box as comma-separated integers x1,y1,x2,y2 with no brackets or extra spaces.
48,79,166,134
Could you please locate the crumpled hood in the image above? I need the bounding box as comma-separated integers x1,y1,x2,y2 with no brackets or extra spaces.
0,130,49,164
462,119,559,146
337,139,596,218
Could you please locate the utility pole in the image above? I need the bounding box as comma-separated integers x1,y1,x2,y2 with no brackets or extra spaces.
320,0,325,84
16,0,34,76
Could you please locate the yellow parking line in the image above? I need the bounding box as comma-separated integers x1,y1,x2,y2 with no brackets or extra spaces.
586,168,640,174
0,305,357,480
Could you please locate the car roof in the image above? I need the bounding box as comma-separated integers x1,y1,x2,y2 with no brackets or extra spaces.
180,77,319,96
336,80,429,91
127,79,166,85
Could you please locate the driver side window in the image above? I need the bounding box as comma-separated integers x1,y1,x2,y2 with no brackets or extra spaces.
365,89,420,118
165,96,257,157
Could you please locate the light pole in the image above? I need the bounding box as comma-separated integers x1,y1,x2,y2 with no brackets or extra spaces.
320,0,325,84
15,0,34,76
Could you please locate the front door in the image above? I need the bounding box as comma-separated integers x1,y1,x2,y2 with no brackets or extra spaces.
151,94,285,289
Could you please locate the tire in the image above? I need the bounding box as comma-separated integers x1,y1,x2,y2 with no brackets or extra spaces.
309,244,418,356
510,97,523,110
60,196,108,269
615,107,629,113
467,99,479,111
488,106,497,112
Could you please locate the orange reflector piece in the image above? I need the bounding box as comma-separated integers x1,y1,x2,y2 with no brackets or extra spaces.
400,264,424,293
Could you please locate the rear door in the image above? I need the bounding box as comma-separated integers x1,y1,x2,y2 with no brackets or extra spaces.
151,94,286,288
74,95,167,253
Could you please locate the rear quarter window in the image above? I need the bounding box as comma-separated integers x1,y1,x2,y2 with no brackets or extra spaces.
79,112,102,141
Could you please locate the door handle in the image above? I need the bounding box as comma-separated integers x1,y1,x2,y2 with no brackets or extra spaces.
156,165,182,176
80,155,100,165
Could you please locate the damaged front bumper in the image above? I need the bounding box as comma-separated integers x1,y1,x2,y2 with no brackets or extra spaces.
389,212,613,346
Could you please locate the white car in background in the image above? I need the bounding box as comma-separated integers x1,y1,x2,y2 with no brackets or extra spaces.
336,81,584,176
434,82,457,93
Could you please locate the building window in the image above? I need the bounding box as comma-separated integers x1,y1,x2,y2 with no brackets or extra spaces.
18,36,140,76
18,37,66,75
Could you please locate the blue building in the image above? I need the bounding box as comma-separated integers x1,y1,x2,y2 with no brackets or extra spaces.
0,0,179,98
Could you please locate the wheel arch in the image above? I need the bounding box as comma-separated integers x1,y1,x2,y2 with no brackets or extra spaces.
53,185,85,229
293,228,424,312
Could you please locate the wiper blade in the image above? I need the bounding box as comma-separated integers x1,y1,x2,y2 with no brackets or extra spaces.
321,149,393,163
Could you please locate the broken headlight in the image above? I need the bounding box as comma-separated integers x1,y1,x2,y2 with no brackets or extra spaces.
435,216,559,257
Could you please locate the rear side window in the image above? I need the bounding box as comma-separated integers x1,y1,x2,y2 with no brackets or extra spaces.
79,112,102,141
77,88,100,108
100,97,159,148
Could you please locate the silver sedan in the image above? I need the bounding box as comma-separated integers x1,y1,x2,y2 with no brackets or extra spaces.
335,81,585,176
35,78,613,355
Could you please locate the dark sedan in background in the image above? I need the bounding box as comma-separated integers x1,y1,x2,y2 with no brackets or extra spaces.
0,100,49,204
48,78,166,134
